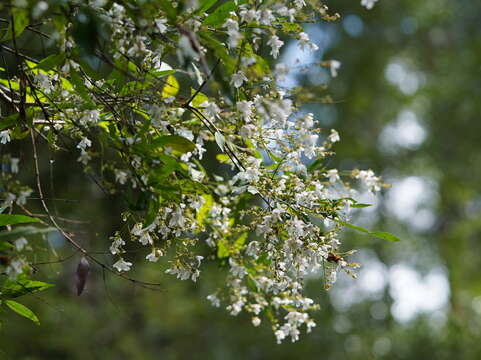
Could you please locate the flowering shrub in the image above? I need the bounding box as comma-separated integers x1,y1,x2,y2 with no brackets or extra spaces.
0,0,396,342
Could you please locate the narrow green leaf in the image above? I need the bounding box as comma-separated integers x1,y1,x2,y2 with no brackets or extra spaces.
0,214,39,227
369,231,401,242
4,300,40,325
151,69,176,77
152,135,195,153
350,203,373,208
337,220,400,242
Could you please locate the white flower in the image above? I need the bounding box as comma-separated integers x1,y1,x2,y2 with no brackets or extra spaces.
14,237,28,251
113,258,132,272
298,32,318,52
236,100,253,121
355,169,381,192
6,258,26,278
0,130,11,144
201,101,221,120
10,158,19,173
190,168,204,182
169,206,186,228
229,258,247,278
115,170,128,184
146,250,162,262
155,18,168,33
259,9,274,25
329,60,341,77
2,192,16,208
207,294,221,307
294,0,306,8
138,232,152,245
275,329,287,344
252,317,261,327
361,0,379,10
327,270,337,284
34,72,53,93
77,150,91,165
77,137,92,150
277,7,296,22
245,241,259,257
224,18,241,48
16,189,32,205
326,169,340,183
231,71,247,88
80,109,100,124
328,129,340,143
110,237,125,255
239,9,258,23
267,35,284,58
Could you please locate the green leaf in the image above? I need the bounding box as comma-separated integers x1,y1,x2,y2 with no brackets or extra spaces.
37,53,66,72
190,88,209,107
69,71,93,105
0,240,14,251
152,135,195,153
197,0,219,13
308,158,324,172
0,214,39,227
1,279,55,299
0,113,19,131
158,0,177,21
217,239,230,258
151,69,176,77
161,75,179,98
337,220,400,242
350,203,373,208
216,153,230,163
203,1,237,26
199,32,236,73
4,300,40,325
369,231,401,242
196,194,213,229
2,9,29,41
280,22,303,34
234,232,248,248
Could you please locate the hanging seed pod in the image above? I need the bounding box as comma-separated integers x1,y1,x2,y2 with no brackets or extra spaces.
75,257,90,296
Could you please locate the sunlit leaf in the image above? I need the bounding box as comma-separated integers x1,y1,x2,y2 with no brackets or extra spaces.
0,214,39,227
4,300,40,325
161,75,179,98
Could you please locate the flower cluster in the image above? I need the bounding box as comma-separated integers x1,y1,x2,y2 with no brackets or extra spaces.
0,0,384,342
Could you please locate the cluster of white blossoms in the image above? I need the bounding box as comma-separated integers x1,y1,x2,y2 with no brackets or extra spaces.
1,0,382,343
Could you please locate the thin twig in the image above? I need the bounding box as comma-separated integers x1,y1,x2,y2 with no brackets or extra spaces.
29,128,163,289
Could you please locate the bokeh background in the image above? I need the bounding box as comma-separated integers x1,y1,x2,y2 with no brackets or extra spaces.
2,0,481,358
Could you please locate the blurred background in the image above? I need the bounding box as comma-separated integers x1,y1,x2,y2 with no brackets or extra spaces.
2,0,481,358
